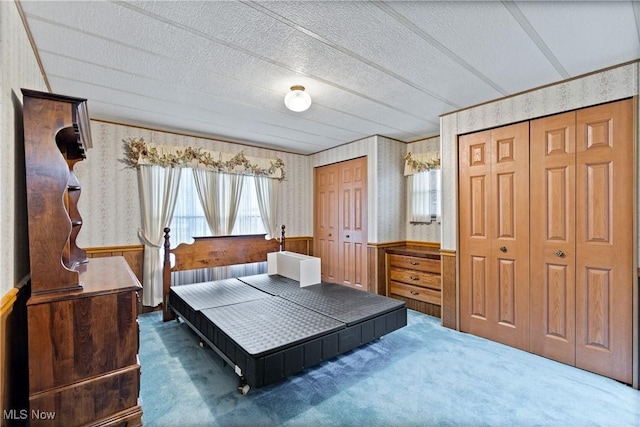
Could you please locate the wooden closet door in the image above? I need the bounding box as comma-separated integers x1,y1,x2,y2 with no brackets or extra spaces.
314,163,339,282
575,99,633,383
459,123,529,350
530,112,576,365
459,130,494,339
338,157,367,289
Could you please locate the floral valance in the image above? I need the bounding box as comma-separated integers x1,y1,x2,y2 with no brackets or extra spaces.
404,152,441,176
123,137,285,180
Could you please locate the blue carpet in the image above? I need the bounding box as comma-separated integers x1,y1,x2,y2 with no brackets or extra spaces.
138,310,640,426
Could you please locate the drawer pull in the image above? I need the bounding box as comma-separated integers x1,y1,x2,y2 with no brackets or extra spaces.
410,276,420,281
410,261,420,265
410,291,420,296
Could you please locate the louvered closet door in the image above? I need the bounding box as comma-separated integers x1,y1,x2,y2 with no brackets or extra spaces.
314,163,339,282
530,112,577,365
459,122,530,350
575,99,633,383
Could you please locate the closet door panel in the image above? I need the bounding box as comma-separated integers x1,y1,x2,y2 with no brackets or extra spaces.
575,99,633,383
460,131,495,337
530,112,576,365
339,157,367,289
460,123,530,349
314,164,339,282
490,123,530,350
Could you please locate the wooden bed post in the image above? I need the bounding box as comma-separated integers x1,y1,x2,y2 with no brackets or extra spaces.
162,226,285,323
162,227,175,321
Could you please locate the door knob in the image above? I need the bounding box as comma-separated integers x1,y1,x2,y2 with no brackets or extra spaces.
499,246,507,253
555,250,565,257
346,235,350,238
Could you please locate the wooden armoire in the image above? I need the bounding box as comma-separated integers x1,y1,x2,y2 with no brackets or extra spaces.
314,157,368,290
458,98,634,384
22,89,143,426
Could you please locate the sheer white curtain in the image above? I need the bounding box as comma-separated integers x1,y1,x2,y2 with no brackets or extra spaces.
138,165,182,307
169,173,267,285
407,169,441,223
254,175,280,239
193,169,244,236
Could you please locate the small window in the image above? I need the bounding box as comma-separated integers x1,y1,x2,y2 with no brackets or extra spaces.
407,169,441,223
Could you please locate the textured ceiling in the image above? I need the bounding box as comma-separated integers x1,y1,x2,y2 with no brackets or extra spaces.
19,1,640,155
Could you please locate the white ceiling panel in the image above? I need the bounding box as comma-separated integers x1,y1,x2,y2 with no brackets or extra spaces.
254,1,505,107
383,1,565,93
517,2,640,76
18,0,640,155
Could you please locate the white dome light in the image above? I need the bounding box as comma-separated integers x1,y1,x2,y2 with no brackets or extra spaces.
284,85,312,112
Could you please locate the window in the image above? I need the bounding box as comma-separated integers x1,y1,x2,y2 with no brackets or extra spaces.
407,169,441,223
170,172,265,246
169,171,266,283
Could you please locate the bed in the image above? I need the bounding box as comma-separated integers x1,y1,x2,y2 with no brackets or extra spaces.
162,226,407,394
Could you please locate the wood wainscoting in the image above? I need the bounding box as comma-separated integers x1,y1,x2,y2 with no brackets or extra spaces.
440,250,457,330
283,237,314,257
1,285,30,426
368,241,406,296
86,244,148,311
85,239,313,312
84,238,314,284
85,245,144,282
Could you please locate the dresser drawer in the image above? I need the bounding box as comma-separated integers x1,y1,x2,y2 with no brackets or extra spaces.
388,254,440,274
389,281,441,306
389,268,441,290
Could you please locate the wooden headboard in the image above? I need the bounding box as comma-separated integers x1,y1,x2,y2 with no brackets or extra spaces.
162,225,285,321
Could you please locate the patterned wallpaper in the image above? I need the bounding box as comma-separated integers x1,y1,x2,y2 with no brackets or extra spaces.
440,61,639,251
1,2,48,296
376,136,410,243
72,126,428,254
76,121,311,247
76,129,416,248
309,135,409,244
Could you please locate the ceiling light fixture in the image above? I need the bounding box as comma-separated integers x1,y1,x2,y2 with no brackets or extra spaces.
284,85,312,112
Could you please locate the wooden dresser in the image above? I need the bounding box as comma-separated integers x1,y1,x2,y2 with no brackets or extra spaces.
22,89,142,426
385,246,441,318
27,258,142,426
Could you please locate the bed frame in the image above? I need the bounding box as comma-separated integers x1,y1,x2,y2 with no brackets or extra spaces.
162,225,285,322
161,225,407,394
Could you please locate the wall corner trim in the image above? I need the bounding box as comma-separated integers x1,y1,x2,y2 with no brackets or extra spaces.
1,288,19,317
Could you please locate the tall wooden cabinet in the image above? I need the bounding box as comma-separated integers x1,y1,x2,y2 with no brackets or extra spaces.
22,89,143,426
459,98,634,384
314,157,368,290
